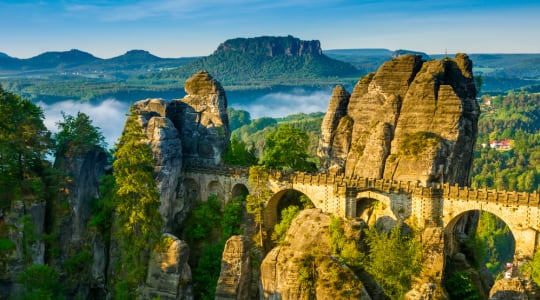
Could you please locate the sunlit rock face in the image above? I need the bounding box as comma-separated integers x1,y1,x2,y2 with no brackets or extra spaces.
318,54,479,186
132,71,230,231
141,234,193,300
260,209,371,300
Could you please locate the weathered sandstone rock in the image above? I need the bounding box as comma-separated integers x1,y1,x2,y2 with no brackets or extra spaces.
141,233,193,300
132,71,230,230
260,209,371,300
215,235,252,300
489,277,540,300
318,54,479,186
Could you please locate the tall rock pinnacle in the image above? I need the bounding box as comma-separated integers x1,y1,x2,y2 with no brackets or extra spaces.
318,54,479,186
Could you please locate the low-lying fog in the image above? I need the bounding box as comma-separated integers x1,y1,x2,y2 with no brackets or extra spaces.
38,88,333,149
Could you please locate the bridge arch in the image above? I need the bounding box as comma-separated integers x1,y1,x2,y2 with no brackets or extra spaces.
231,183,249,200
443,201,538,261
207,180,224,201
354,190,409,226
264,189,314,232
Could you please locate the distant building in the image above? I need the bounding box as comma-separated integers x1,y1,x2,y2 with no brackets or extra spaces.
490,139,512,150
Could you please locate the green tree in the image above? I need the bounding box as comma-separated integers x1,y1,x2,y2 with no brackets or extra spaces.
246,165,272,249
262,124,315,171
271,205,300,245
54,111,106,156
364,224,423,299
0,85,52,208
16,264,64,300
112,106,162,295
223,135,257,166
228,108,251,131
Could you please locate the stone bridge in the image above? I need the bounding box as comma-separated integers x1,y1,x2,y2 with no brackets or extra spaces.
183,165,540,261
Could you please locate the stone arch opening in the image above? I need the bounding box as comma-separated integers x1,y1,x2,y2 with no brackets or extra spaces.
231,184,249,200
265,189,314,232
444,210,516,296
355,190,403,231
207,180,223,200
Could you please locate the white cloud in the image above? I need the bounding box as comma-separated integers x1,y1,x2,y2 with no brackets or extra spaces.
234,88,332,118
38,99,129,149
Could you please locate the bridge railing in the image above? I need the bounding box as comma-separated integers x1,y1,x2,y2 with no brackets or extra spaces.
182,163,540,206
442,184,540,206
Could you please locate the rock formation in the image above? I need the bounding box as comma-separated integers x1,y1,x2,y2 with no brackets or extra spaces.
141,234,193,300
215,235,252,300
489,277,539,299
52,146,109,298
260,209,371,299
133,71,230,231
215,35,323,57
318,54,479,186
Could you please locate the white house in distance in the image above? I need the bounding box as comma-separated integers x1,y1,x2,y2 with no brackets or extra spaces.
489,139,513,151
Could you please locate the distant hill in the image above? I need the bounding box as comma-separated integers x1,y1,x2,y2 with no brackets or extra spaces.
0,49,197,77
154,35,361,88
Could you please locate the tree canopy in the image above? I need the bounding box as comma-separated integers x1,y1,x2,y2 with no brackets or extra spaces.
0,85,52,208
112,106,162,296
54,111,106,156
262,124,316,172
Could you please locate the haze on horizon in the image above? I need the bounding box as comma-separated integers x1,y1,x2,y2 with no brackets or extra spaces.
0,0,539,59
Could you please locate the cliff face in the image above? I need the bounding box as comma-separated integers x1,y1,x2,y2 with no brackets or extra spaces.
318,54,479,186
215,35,322,57
260,209,371,300
133,71,230,232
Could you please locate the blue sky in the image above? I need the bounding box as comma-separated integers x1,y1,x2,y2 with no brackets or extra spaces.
1,0,539,58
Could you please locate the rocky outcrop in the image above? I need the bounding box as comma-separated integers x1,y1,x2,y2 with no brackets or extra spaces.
317,85,351,172
215,35,323,57
260,209,370,300
318,54,479,186
405,227,448,300
141,233,193,300
166,71,230,167
51,146,109,297
489,277,540,299
132,71,230,230
134,98,183,232
215,235,252,300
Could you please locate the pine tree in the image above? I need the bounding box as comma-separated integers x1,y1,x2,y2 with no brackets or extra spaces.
112,106,162,294
246,165,272,249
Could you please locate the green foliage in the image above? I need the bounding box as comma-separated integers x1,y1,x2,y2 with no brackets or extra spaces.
364,224,423,299
187,194,245,300
54,111,106,156
0,85,52,209
472,92,540,191
0,238,15,252
327,216,365,271
271,205,300,245
328,216,346,255
263,124,316,171
297,251,317,298
62,250,92,274
16,264,64,300
223,135,257,166
221,196,244,238
465,212,514,275
246,166,272,249
192,241,225,300
185,195,222,241
522,251,540,286
112,106,162,292
399,131,441,157
88,174,116,237
444,271,479,300
228,108,251,131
